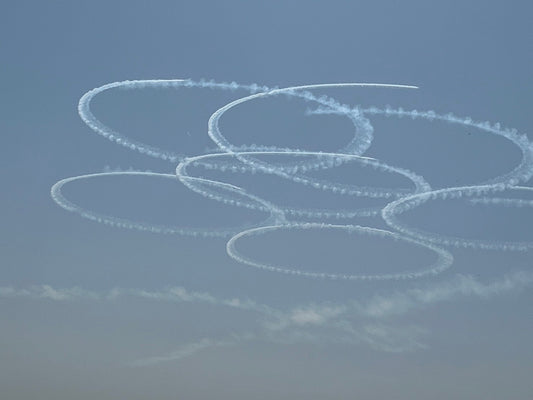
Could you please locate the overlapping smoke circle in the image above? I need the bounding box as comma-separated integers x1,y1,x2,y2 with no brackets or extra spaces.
51,79,533,281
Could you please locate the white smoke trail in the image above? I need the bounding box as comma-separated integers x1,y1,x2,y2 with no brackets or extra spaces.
41,77,533,363
226,223,453,281
176,150,430,220
382,184,533,251
51,170,284,237
363,106,533,187
79,80,413,163
360,108,533,251
468,185,533,207
70,79,533,269
206,83,417,185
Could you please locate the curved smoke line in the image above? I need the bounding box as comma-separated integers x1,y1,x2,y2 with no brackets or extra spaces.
226,222,454,281
55,78,533,281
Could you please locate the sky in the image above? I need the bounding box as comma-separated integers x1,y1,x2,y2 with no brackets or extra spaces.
2,1,533,399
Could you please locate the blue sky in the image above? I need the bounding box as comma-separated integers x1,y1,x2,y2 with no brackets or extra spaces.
2,1,533,399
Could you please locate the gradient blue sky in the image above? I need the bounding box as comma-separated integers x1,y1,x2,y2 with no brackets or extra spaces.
2,1,533,399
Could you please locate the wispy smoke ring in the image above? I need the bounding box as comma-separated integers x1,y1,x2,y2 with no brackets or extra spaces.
51,79,533,280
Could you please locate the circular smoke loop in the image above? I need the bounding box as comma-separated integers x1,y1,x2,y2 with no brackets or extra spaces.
52,79,533,280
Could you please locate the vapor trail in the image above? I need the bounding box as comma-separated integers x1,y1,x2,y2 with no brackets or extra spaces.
176,150,430,220
363,107,533,250
42,77,533,362
51,170,284,237
79,80,413,163
226,223,453,281
207,82,417,184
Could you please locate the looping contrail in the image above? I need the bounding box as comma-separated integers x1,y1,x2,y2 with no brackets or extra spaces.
51,170,284,237
226,222,453,281
0,77,527,365
62,78,533,280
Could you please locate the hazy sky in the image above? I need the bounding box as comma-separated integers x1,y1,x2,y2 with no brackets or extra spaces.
2,1,533,399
